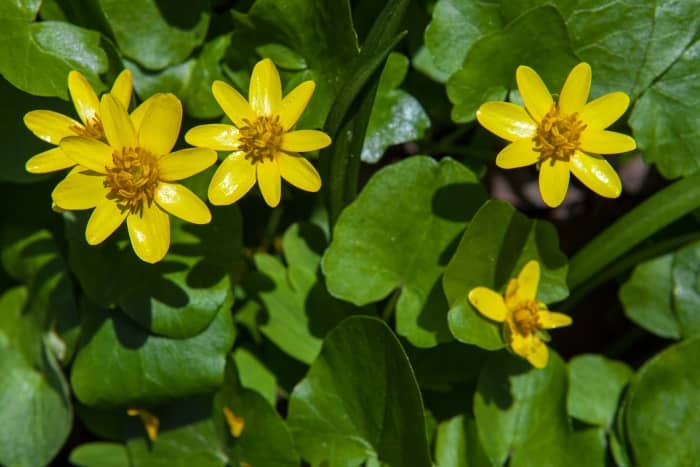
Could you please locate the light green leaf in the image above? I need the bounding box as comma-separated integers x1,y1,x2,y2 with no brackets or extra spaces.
0,0,41,20
671,240,700,337
434,414,492,467
565,427,607,467
233,347,277,405
70,442,130,467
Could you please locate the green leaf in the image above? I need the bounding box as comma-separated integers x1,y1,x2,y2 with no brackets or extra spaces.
0,0,41,20
287,316,431,467
70,296,235,407
434,414,492,467
233,347,277,405
324,156,486,347
671,240,700,337
443,199,568,350
567,354,633,427
474,351,570,467
70,442,130,467
565,428,607,467
625,336,700,467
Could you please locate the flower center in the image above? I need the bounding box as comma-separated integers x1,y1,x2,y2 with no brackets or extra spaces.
511,299,541,336
533,107,587,161
71,117,104,139
238,115,284,162
105,147,160,214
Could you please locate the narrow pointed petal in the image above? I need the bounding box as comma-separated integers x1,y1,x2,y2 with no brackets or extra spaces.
52,168,108,209
495,139,540,168
539,311,573,329
60,136,113,173
468,287,508,322
570,151,622,198
476,102,537,142
580,129,636,154
86,198,127,245
278,81,315,130
208,153,257,205
138,93,182,156
280,130,331,152
516,66,554,121
277,152,321,192
26,147,75,173
510,332,548,368
212,80,256,127
526,340,549,368
68,71,100,125
579,92,630,130
130,96,154,132
185,124,240,151
155,182,211,224
111,69,133,110
558,63,591,115
249,58,282,116
159,148,217,181
257,157,281,207
516,260,540,301
127,204,170,263
539,159,570,208
24,110,81,144
100,94,137,150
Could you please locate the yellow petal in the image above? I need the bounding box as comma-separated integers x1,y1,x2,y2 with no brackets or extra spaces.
111,69,133,110
52,168,108,210
468,287,508,322
278,81,315,130
538,310,573,329
185,124,240,151
100,94,137,150
579,92,630,130
476,102,537,142
539,159,570,208
24,110,82,144
495,139,540,169
257,157,281,207
127,408,159,442
159,148,217,182
138,93,182,156
516,66,554,122
60,136,113,173
580,129,636,155
26,147,75,173
130,96,154,132
526,339,549,368
207,152,257,206
570,151,621,199
212,80,256,127
86,198,127,245
277,152,321,192
509,332,548,368
223,407,245,438
127,204,170,264
280,130,331,152
68,71,100,125
155,182,211,224
249,58,282,116
516,260,540,301
558,63,591,115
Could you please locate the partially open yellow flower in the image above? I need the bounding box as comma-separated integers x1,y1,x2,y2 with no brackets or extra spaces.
52,93,217,263
468,260,572,368
477,63,636,207
24,69,132,174
186,58,331,208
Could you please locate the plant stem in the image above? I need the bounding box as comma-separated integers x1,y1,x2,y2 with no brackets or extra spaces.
381,289,400,322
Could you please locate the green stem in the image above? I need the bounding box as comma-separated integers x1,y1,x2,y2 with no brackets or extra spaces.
381,289,400,322
568,170,700,291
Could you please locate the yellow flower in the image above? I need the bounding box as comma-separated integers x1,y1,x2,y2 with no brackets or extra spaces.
127,408,159,442
24,69,132,173
185,58,331,208
52,93,217,264
468,260,572,368
477,63,636,207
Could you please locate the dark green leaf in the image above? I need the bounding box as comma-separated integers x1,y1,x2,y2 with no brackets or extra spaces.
565,427,607,467
434,414,492,467
671,240,700,337
70,442,130,467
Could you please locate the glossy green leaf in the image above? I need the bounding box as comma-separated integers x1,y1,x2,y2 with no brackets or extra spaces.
287,316,431,467
233,347,277,405
671,240,700,337
567,354,632,427
434,414,492,467
0,0,41,20
407,341,488,393
324,156,486,347
625,336,700,467
565,428,607,467
70,442,130,467
443,199,568,350
474,351,570,467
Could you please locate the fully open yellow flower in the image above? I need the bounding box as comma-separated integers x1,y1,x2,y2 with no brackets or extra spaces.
52,93,217,263
24,69,132,174
185,58,331,208
468,260,572,368
477,63,636,207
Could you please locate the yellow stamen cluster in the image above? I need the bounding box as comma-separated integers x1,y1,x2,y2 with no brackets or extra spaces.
534,107,587,161
71,117,104,139
238,115,284,162
105,147,159,214
511,300,541,335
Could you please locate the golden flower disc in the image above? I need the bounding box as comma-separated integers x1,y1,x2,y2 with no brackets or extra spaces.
511,299,541,335
239,115,284,162
533,107,587,162
105,146,160,214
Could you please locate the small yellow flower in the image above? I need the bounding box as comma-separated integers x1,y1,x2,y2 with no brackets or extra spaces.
186,58,331,208
127,408,159,442
24,69,132,173
52,93,217,263
477,63,636,207
223,406,245,437
468,260,572,368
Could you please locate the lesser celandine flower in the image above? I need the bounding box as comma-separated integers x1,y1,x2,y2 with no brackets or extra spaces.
24,69,132,173
468,260,572,368
186,58,331,208
52,93,217,264
477,63,636,207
